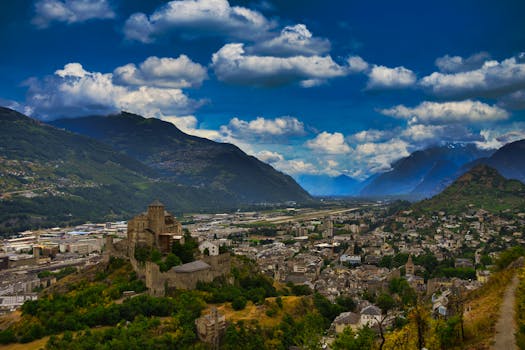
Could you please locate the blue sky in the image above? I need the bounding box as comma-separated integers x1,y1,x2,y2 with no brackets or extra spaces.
1,0,525,179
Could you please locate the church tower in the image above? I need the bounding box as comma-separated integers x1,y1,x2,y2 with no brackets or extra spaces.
405,255,415,276
148,200,166,246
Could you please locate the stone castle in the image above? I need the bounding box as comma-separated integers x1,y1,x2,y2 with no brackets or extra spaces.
127,200,182,255
106,201,230,296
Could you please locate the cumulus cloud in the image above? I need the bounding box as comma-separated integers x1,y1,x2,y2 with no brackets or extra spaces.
211,43,347,87
475,126,525,150
160,115,198,131
355,139,410,172
272,159,318,175
32,0,115,28
366,65,416,89
435,52,491,73
255,150,285,164
347,56,369,73
400,124,480,145
350,129,393,143
113,56,207,89
420,54,525,99
249,24,331,57
380,100,509,124
24,62,204,120
220,116,305,140
305,132,351,154
123,0,275,43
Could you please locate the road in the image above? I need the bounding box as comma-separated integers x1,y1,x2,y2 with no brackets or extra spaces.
492,274,519,350
262,207,361,224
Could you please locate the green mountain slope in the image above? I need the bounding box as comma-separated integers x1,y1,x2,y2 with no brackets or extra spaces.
0,107,239,233
413,164,525,215
50,112,311,203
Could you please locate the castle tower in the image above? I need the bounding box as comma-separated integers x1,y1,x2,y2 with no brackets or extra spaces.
405,255,415,276
148,200,166,247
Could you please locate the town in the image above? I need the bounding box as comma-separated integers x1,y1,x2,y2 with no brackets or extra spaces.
1,199,523,347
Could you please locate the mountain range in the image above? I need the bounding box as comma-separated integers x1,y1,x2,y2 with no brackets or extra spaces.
297,140,525,199
0,107,310,233
50,112,310,203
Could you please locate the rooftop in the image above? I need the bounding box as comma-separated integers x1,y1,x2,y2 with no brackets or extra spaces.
172,260,210,273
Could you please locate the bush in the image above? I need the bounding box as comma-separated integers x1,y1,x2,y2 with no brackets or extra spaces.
232,296,247,310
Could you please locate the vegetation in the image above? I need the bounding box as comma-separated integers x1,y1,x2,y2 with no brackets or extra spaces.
516,265,525,349
413,164,525,216
0,258,205,346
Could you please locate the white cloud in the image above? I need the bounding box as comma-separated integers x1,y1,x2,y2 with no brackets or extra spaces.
366,65,416,89
160,115,198,131
435,52,490,73
249,24,331,57
475,127,525,150
255,150,284,164
355,139,410,172
380,100,509,124
113,56,207,89
350,129,392,143
347,56,369,73
211,43,346,87
24,62,204,120
220,116,305,139
420,54,525,98
305,132,351,154
272,159,318,175
32,0,114,28
123,0,275,43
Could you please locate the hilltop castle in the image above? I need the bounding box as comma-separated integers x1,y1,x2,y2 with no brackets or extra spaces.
127,200,182,255
106,201,230,296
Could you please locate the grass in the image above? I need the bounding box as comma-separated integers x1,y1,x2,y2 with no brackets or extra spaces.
462,267,516,349
205,295,310,329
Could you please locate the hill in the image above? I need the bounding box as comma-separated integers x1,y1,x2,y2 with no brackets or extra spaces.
0,107,303,233
50,113,311,204
360,143,492,198
413,164,525,214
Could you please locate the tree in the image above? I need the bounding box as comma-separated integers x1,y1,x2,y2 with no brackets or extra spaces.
232,296,247,310
332,326,375,350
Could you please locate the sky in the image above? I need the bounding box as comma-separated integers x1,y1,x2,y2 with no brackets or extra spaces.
1,0,525,180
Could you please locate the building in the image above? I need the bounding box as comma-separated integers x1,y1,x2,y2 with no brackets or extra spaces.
127,200,182,254
195,307,226,348
405,255,415,276
199,241,219,256
360,305,381,327
331,311,360,333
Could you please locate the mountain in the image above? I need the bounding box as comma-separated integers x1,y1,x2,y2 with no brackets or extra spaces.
360,143,493,198
295,174,362,196
50,112,311,204
0,107,309,233
413,164,525,214
476,139,525,183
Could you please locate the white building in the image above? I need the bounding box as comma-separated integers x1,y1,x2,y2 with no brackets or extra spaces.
199,241,219,256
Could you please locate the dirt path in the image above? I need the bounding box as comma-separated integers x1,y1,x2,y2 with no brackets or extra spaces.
492,274,519,350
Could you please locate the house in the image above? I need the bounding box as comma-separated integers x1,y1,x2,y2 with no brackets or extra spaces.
331,311,360,333
195,307,226,345
360,305,381,327
199,241,219,256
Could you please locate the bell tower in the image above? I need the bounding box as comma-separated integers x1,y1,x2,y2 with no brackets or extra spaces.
148,200,165,247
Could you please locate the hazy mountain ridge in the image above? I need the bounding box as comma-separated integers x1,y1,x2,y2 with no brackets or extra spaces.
360,143,494,198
